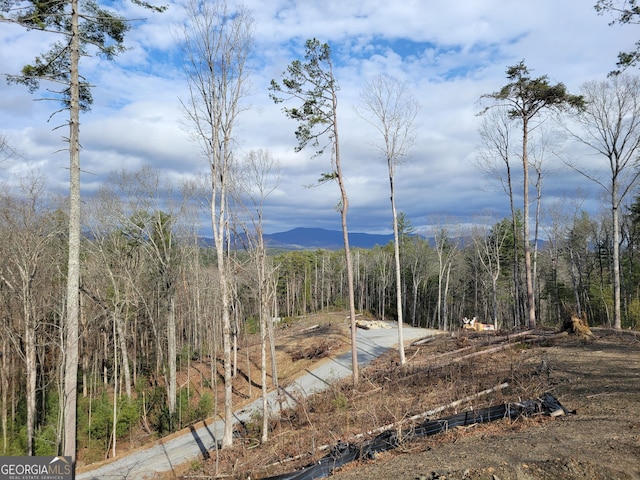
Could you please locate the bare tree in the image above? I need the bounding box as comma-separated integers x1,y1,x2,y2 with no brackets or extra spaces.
565,74,640,329
0,175,61,455
0,134,18,168
475,107,525,326
528,126,559,317
370,245,392,321
90,166,184,443
472,220,509,328
84,194,135,403
236,149,280,443
357,74,419,365
178,0,253,447
404,237,435,327
433,226,459,330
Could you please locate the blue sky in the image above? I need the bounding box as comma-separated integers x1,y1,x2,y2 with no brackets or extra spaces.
0,0,635,235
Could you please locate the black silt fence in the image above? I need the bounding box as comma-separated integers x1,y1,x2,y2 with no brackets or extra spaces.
262,392,571,480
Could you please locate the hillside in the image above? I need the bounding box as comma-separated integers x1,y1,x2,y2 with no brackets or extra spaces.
178,321,640,480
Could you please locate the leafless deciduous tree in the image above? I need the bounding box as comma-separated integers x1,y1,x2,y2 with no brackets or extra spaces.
472,220,509,328
0,175,61,455
565,74,640,330
357,74,419,365
0,134,17,167
85,167,187,459
237,149,280,443
179,0,253,447
475,107,525,326
433,225,460,330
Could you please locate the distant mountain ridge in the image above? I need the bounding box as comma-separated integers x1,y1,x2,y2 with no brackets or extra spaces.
201,227,544,251
261,228,545,251
265,227,394,250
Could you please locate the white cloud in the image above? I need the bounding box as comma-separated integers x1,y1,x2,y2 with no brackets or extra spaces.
1,0,636,235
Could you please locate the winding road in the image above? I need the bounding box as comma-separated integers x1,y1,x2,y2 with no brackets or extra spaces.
77,323,442,480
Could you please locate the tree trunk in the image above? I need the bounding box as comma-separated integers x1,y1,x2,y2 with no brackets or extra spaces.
63,0,81,461
117,316,132,400
443,261,451,331
334,107,359,386
612,185,622,330
258,238,269,443
111,315,118,458
25,306,36,456
522,119,536,328
167,295,177,414
213,188,234,448
389,171,406,364
269,276,279,389
1,336,7,453
411,276,420,327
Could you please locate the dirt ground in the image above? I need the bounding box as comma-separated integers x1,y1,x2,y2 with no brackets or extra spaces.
329,329,640,480
179,315,640,480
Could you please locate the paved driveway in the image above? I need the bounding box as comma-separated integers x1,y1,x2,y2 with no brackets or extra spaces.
77,323,442,479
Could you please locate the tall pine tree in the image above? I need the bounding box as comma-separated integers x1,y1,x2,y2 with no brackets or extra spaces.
2,0,165,462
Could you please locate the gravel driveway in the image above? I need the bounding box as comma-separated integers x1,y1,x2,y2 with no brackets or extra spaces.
77,323,442,480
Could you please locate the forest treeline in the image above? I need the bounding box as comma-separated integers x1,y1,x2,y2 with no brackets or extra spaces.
2,169,640,458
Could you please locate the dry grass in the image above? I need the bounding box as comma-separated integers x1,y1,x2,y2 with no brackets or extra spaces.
181,316,559,480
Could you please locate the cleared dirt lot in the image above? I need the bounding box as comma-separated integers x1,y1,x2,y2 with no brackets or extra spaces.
329,329,640,480
153,313,640,480
78,312,640,479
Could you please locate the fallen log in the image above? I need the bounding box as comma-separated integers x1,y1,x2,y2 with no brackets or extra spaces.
429,329,535,362
522,331,568,344
410,336,436,346
383,331,569,391
296,324,320,334
349,382,510,442
445,332,567,367
265,383,509,470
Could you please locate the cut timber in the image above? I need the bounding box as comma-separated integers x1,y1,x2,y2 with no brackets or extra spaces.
262,392,571,480
452,332,569,364
399,332,568,386
411,336,436,346
296,324,320,334
355,319,392,330
521,331,568,344
563,313,594,340
267,382,509,467
349,382,510,442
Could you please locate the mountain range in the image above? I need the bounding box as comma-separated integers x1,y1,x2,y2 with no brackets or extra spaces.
263,227,395,250
259,228,548,251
